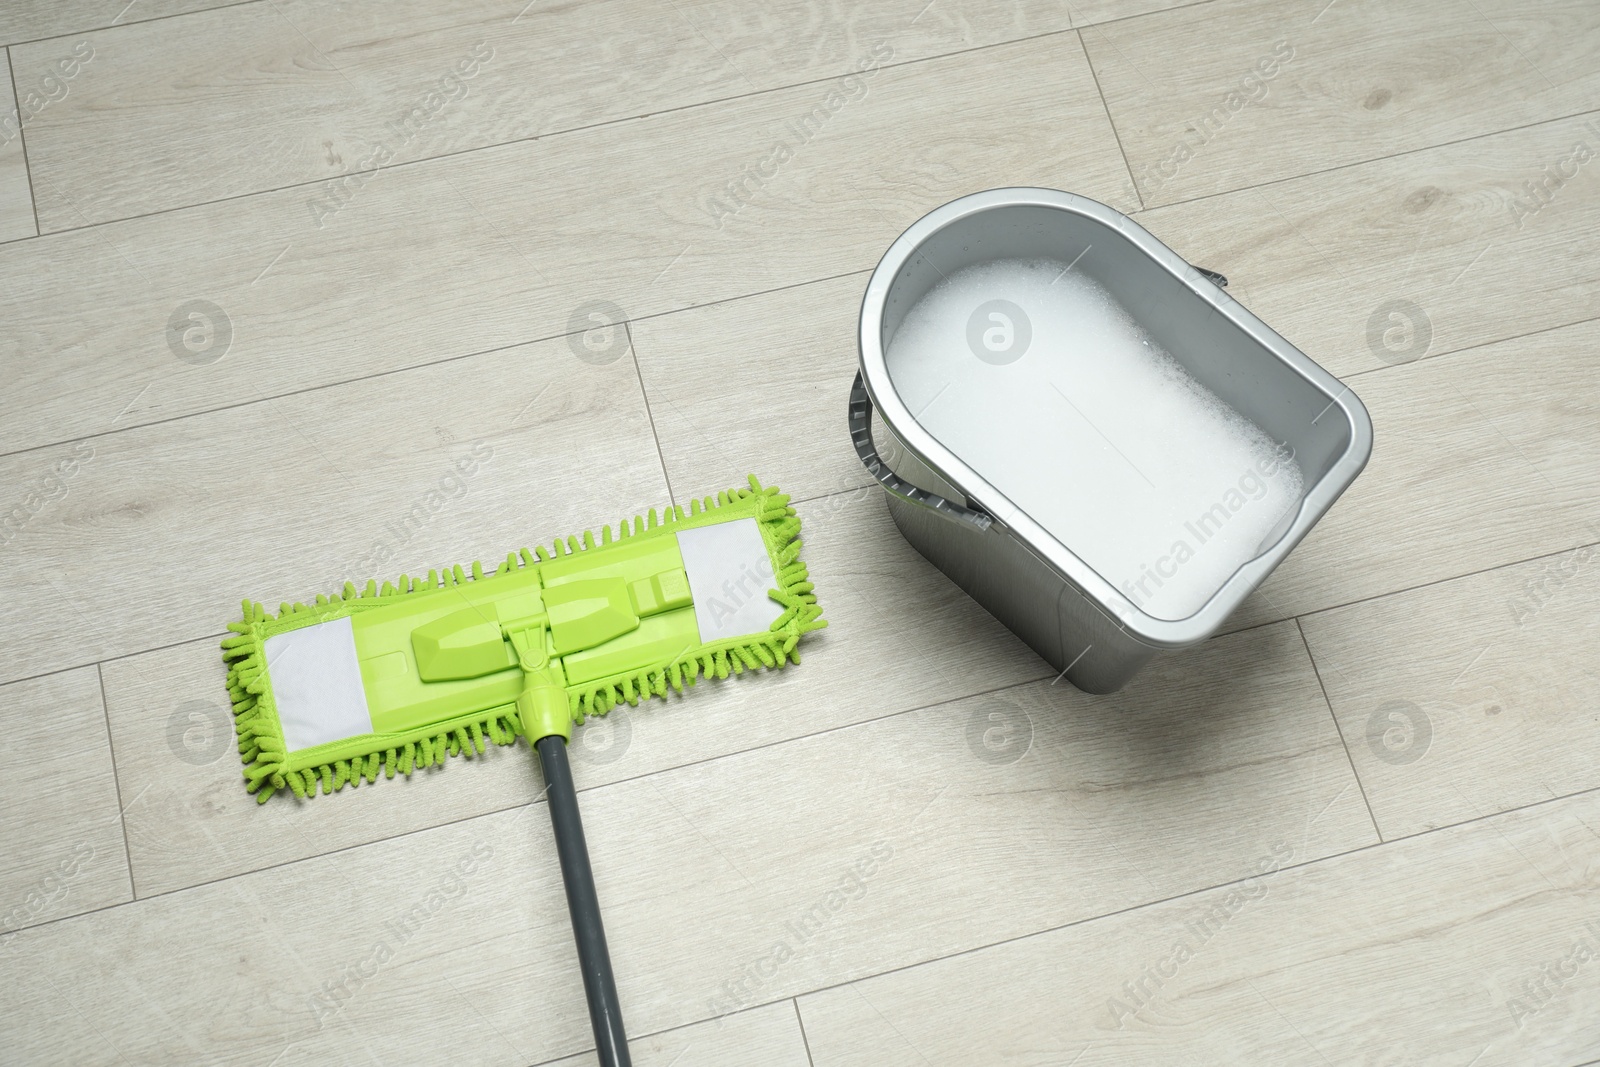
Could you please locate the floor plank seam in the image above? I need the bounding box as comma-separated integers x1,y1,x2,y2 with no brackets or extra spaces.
1139,103,1600,217
8,23,1097,241
27,672,1061,931
516,995,811,1067
1293,535,1600,626
3,43,41,238
0,266,874,465
0,0,265,51
24,665,1594,937
2,0,1224,242
1335,311,1600,385
793,997,818,1067
623,320,678,510
688,780,1600,1031
22,0,1576,250
13,527,1599,739
1075,27,1144,212
11,711,1600,1030
7,109,1593,463
0,0,1228,58
1295,617,1384,845
95,662,139,902
533,669,1048,793
1,120,1593,461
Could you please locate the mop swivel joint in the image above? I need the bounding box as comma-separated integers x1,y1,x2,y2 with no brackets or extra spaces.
516,669,572,743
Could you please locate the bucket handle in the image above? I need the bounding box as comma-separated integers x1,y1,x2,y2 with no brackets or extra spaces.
849,371,995,532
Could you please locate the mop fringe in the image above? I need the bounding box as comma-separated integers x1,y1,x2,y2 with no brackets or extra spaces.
220,476,825,801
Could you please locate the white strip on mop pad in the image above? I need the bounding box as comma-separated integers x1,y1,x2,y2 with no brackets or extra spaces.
263,616,375,752
676,518,785,643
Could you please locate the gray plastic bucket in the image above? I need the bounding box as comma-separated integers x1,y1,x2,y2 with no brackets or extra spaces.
851,188,1373,693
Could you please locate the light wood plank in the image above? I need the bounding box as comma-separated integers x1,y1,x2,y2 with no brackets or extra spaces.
0,667,131,936
1301,454,1600,837
1221,316,1599,632
1084,0,1600,208
0,334,668,688
15,0,744,230
679,0,1207,97
1434,312,1600,500
1139,110,1600,378
0,30,1133,457
0,165,548,457
1305,550,1600,838
0,801,580,1066
678,0,1079,91
101,487,1049,898
15,0,1156,232
0,48,37,242
540,1001,813,1067
504,614,1367,1026
398,31,1133,383
798,791,1600,1066
1,619,1369,1064
630,271,873,506
0,2,243,46
1068,0,1209,25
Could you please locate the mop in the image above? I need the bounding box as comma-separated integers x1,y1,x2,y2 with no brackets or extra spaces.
219,476,826,1066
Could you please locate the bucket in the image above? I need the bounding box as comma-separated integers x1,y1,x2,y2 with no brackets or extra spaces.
851,188,1373,693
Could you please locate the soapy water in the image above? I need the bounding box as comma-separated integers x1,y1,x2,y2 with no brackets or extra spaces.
884,257,1303,621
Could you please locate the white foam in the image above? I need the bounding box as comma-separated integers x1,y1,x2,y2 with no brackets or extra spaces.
884,258,1303,620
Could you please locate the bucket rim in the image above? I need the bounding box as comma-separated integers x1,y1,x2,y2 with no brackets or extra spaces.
856,187,1373,649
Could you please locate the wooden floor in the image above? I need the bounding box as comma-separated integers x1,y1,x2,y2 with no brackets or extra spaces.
1,1,1598,1063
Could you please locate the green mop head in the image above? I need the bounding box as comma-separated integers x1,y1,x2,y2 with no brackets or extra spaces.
220,476,825,802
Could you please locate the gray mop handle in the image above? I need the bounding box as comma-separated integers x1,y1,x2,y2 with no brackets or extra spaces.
536,734,632,1067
